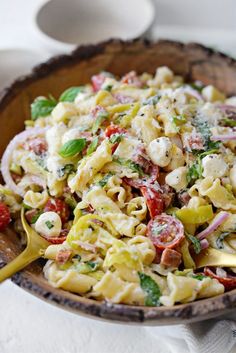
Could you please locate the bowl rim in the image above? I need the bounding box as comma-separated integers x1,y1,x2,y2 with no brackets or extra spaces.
1,38,236,324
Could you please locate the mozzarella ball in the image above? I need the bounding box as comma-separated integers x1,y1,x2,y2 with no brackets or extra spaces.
165,167,188,192
35,212,62,238
147,137,173,167
202,154,228,178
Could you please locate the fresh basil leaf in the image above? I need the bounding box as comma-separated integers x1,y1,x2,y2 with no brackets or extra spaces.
31,96,57,120
59,138,86,158
87,137,99,155
191,274,207,281
45,220,54,229
59,86,84,102
138,272,161,306
185,233,201,254
92,112,109,134
98,173,113,187
216,232,231,249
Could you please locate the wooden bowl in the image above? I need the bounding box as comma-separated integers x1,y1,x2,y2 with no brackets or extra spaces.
1,39,236,325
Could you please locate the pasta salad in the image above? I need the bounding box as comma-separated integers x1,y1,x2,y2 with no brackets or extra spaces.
2,66,236,306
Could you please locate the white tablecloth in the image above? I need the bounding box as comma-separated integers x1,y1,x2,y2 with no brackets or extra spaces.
1,1,236,353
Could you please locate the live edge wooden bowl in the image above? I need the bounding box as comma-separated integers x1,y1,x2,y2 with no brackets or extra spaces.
1,39,236,325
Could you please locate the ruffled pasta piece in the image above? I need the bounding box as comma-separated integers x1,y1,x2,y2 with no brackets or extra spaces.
131,105,161,144
47,174,66,197
101,161,139,179
127,236,156,265
93,271,145,305
0,185,22,213
44,261,97,294
113,137,141,160
160,273,224,306
68,140,112,192
85,187,139,237
105,176,127,209
23,190,49,209
135,223,147,235
126,197,147,221
198,177,236,210
103,239,143,271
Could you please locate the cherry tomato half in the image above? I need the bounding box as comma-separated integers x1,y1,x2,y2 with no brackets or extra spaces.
147,214,184,250
44,229,69,244
0,202,11,231
204,267,236,291
44,198,70,224
141,186,164,218
105,125,127,138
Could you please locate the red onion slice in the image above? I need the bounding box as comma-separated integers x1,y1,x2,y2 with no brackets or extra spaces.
200,238,209,250
1,127,49,197
181,86,203,101
211,134,236,141
196,212,229,240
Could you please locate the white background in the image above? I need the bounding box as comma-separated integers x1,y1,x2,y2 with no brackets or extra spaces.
0,1,236,353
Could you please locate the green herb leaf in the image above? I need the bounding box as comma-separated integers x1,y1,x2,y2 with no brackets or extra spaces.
187,161,203,184
31,96,57,120
103,85,113,92
98,173,113,187
172,115,186,126
65,195,77,210
216,232,231,249
31,211,43,224
143,95,160,106
138,272,161,306
59,86,84,102
191,274,207,281
87,137,99,155
222,117,236,127
113,156,144,176
109,133,123,144
198,149,220,159
92,112,109,134
189,82,203,92
59,138,86,158
194,119,220,151
185,233,201,254
86,261,99,271
45,220,54,229
57,164,75,178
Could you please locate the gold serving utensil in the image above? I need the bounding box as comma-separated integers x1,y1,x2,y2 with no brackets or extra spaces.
0,209,49,283
193,247,236,269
